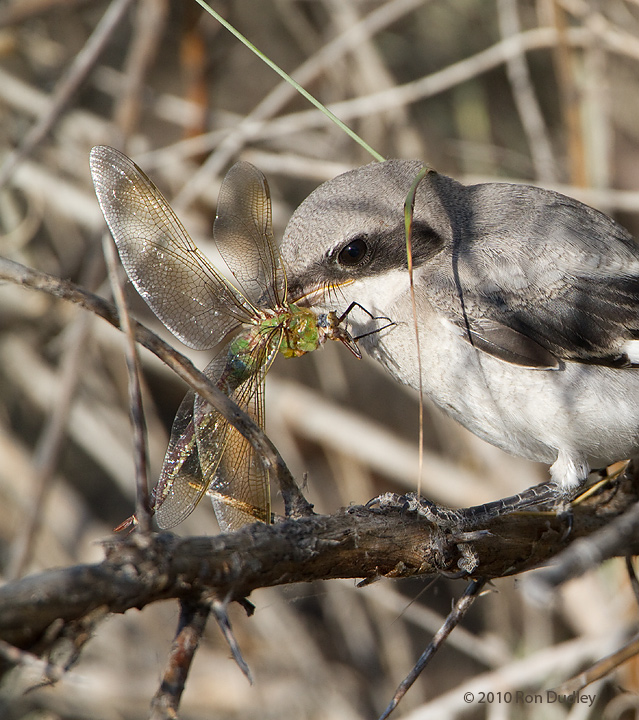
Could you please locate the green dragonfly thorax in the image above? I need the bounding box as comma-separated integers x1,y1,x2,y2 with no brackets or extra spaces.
265,303,322,359
225,304,322,386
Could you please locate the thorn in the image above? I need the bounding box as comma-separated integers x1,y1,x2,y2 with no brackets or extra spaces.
211,599,253,683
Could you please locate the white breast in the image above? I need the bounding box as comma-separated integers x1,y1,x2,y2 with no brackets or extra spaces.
345,287,639,490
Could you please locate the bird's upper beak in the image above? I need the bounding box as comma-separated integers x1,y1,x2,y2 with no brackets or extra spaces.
285,276,353,310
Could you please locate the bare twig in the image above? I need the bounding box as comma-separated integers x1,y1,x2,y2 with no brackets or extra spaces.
526,499,639,598
149,597,211,719
211,599,253,681
0,255,313,522
4,312,93,580
102,235,152,533
553,631,639,696
497,0,558,182
378,579,487,720
0,0,135,188
114,0,168,140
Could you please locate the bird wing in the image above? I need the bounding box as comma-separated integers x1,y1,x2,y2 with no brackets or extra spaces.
430,184,639,368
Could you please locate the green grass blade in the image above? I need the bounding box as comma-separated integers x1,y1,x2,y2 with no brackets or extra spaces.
193,0,385,163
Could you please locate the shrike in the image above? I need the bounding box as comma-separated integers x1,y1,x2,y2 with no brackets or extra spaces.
280,160,639,494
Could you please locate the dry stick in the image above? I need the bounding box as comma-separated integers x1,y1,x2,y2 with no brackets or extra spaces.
114,0,168,139
3,474,639,652
554,631,639,696
0,256,312,522
149,597,211,720
378,578,487,720
101,0,168,533
551,3,587,188
496,0,558,183
173,0,427,205
210,599,253,681
4,312,94,581
0,0,93,27
527,499,639,599
0,0,135,189
102,235,152,533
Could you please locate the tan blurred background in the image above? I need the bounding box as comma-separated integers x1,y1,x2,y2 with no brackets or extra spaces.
2,1,639,718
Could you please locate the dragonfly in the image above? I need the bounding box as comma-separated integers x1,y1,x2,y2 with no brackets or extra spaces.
89,145,360,531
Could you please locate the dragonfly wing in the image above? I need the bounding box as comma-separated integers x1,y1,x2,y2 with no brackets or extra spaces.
214,161,284,309
90,145,251,350
194,331,279,531
154,391,217,529
207,396,269,531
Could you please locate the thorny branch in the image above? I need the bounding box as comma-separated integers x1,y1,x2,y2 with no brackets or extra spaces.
2,468,639,653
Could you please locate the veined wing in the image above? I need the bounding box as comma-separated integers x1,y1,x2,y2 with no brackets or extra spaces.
153,391,207,529
194,325,282,531
203,384,270,531
90,146,253,350
213,161,285,312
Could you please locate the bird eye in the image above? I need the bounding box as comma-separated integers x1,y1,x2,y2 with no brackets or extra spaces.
337,236,368,266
